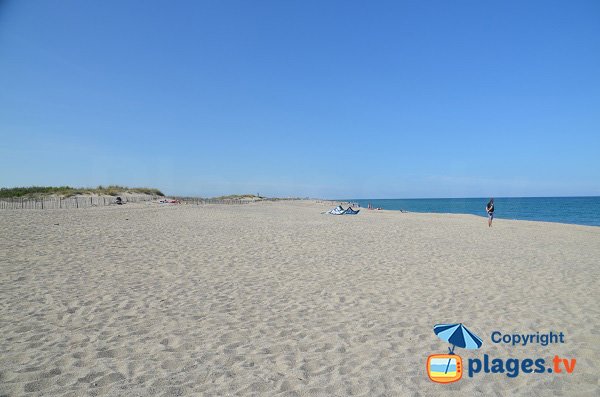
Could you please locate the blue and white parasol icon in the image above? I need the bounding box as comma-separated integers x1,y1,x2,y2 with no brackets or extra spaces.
433,323,483,354
433,323,483,375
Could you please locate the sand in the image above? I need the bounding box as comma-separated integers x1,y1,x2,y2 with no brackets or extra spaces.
0,200,599,396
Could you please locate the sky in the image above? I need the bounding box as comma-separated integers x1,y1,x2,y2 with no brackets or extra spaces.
1,0,599,198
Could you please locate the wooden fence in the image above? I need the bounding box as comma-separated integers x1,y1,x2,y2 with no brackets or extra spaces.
0,194,159,210
0,195,257,210
175,197,252,206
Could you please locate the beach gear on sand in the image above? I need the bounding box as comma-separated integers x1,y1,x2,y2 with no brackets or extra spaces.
325,205,360,215
326,205,346,215
158,199,181,204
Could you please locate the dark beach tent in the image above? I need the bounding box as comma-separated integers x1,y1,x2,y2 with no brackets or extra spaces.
343,207,360,215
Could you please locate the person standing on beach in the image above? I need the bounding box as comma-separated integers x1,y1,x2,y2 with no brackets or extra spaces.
486,198,495,227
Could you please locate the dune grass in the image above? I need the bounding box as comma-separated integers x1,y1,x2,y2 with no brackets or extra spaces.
212,194,264,200
0,186,165,198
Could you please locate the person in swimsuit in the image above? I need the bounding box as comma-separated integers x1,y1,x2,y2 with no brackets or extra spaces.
486,198,494,227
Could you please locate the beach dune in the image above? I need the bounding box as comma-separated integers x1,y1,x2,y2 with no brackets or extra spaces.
0,201,598,396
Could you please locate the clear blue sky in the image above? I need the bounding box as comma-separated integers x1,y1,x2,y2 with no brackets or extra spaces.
1,1,599,198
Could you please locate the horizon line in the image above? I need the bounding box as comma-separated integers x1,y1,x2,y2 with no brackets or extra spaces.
337,195,600,200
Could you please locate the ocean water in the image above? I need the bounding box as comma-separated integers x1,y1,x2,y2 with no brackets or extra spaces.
348,197,600,227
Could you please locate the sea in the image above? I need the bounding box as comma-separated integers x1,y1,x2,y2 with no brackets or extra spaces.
347,197,600,227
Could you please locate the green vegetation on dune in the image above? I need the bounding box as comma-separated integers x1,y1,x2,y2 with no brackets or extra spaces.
212,194,264,200
0,186,165,198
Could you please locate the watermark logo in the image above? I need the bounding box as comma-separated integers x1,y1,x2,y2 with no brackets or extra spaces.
427,324,577,383
426,354,463,383
426,323,483,384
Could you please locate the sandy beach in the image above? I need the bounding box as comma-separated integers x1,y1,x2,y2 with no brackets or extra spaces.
1,200,598,396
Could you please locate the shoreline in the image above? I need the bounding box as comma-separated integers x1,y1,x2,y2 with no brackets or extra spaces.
2,197,599,228
365,208,600,229
344,197,600,228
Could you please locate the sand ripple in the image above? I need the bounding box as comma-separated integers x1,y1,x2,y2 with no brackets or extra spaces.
1,201,599,395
